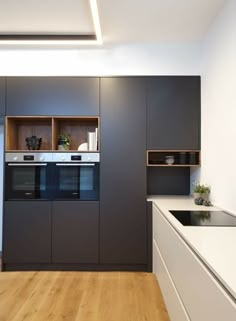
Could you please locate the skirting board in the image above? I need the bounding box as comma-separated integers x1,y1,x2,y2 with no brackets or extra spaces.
3,264,148,272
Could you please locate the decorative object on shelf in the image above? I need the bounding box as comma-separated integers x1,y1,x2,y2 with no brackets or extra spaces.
147,150,200,167
179,152,187,164
194,198,212,207
203,200,212,207
189,151,197,165
88,131,97,151
193,181,211,203
78,142,88,151
95,127,98,150
149,159,160,164
165,155,175,165
58,133,70,151
194,197,204,205
25,135,42,150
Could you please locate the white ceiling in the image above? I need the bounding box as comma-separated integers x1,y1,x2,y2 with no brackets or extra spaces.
98,0,227,43
0,0,227,42
0,0,94,34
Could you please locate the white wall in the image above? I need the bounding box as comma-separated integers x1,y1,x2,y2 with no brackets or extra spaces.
191,0,236,213
0,43,201,76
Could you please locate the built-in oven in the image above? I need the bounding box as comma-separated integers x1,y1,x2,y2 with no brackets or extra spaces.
52,153,100,200
5,153,54,200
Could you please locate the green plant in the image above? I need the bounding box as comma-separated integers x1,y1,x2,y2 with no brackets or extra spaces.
193,182,202,193
58,133,70,147
193,182,211,194
200,185,211,194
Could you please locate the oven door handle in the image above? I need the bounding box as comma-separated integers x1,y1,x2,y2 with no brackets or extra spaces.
56,163,95,166
7,163,47,166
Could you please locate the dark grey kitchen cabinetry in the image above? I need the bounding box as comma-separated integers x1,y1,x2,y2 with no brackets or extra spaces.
147,76,201,150
0,77,5,115
3,201,51,263
52,201,99,263
100,77,147,265
6,77,99,116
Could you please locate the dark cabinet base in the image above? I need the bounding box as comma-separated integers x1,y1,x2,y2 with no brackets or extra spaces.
3,201,51,264
3,263,148,272
52,201,99,264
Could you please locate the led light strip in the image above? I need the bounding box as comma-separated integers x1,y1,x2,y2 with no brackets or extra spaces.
0,0,103,45
90,0,103,44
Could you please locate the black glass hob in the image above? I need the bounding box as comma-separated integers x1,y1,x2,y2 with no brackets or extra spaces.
169,210,236,226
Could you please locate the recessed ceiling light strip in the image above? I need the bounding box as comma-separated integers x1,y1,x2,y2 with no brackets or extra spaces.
0,0,102,45
89,0,103,44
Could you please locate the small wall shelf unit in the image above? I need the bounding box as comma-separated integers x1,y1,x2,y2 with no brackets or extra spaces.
147,150,201,167
5,116,100,152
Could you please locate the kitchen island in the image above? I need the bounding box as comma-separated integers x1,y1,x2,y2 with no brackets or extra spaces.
148,195,236,321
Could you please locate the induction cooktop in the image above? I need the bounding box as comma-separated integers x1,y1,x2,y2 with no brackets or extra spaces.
169,210,236,226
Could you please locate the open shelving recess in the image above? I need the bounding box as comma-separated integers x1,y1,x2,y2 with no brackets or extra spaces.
147,150,201,167
6,116,100,152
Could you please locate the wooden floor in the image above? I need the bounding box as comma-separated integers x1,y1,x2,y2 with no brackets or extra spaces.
0,271,170,321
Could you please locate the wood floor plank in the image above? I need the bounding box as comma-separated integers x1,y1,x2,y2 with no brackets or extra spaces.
11,272,60,321
0,272,170,321
0,272,43,321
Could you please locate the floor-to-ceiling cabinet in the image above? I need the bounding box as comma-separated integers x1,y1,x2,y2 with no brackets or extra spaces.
100,77,147,267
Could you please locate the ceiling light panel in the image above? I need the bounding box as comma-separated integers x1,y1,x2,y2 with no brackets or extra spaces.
0,0,103,45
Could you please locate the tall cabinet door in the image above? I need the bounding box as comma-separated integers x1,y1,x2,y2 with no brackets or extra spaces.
147,76,201,150
6,77,99,116
0,77,5,115
100,77,147,265
3,201,51,263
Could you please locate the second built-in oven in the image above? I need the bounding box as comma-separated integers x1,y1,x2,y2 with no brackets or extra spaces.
52,153,100,201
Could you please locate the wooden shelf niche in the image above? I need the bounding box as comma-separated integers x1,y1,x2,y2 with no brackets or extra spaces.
6,117,52,151
6,116,100,152
52,117,99,151
147,150,201,167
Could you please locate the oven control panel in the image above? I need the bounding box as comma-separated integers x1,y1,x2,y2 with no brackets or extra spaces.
5,153,53,162
52,153,100,162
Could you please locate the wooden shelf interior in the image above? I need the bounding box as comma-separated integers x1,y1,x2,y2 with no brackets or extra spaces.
147,150,200,167
52,117,99,151
6,116,99,152
6,117,52,151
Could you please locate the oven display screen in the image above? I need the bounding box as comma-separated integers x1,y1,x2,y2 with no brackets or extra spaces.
23,155,34,161
71,155,82,161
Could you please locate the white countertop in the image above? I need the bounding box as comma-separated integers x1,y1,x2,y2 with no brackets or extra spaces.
148,195,236,300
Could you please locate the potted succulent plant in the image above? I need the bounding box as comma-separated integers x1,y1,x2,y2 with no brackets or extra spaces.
199,184,211,201
192,182,211,201
58,133,70,150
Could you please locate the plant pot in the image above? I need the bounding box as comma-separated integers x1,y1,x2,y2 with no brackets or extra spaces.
193,193,201,200
58,144,70,151
201,192,210,201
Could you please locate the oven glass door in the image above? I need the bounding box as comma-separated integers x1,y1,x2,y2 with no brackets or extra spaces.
5,163,52,200
54,163,99,200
